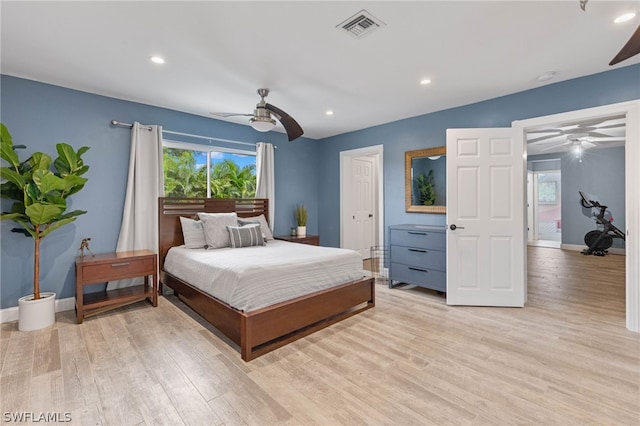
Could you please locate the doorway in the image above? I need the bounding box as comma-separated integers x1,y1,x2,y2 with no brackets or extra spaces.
528,165,562,249
339,145,384,258
515,100,639,332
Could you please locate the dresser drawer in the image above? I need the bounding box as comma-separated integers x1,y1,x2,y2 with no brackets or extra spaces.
389,262,446,292
81,257,155,283
389,228,445,251
390,245,446,270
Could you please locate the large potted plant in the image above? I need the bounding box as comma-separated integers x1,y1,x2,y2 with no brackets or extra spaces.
0,124,89,331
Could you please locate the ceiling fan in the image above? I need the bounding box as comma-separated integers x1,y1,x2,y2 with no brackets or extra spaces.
527,116,625,155
211,88,304,141
580,0,640,65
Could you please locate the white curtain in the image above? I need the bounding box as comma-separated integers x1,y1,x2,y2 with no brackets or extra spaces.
255,142,275,230
108,122,164,290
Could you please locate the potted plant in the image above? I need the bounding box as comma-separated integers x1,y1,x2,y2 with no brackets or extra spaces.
295,204,307,237
0,124,89,331
415,170,437,206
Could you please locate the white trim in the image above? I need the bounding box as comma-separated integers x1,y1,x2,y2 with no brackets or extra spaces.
340,145,385,251
162,139,255,156
513,100,640,333
0,297,75,324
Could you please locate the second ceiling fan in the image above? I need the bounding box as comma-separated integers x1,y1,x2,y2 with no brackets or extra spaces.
212,89,304,142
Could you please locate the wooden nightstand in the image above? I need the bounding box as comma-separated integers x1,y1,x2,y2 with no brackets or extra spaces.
275,235,320,246
75,250,157,324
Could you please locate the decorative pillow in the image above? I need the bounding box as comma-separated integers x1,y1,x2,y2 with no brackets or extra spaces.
238,214,274,241
198,212,238,249
227,224,265,248
179,216,207,249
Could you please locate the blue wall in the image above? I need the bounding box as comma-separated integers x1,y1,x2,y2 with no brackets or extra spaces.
529,148,626,248
561,147,626,249
316,64,640,248
1,64,638,309
0,75,318,308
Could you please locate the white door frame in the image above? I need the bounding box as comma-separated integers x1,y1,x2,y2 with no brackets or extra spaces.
513,100,640,332
527,171,536,241
530,169,562,242
340,145,385,251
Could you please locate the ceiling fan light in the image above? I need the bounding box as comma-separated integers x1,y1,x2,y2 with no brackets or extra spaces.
250,116,276,132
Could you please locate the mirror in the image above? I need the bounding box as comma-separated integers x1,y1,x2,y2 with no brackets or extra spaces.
405,146,446,214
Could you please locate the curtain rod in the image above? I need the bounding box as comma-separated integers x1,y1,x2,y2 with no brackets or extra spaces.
110,120,275,149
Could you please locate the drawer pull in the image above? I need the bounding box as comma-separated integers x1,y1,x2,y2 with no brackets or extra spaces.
408,231,427,236
409,267,428,273
408,248,427,253
111,262,130,267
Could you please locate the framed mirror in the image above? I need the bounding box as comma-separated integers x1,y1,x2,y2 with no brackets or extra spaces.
405,146,446,214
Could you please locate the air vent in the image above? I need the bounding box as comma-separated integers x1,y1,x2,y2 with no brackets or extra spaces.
337,9,386,39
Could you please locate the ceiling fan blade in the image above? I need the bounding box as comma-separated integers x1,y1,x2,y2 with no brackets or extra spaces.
587,131,623,138
610,24,640,66
540,141,571,151
265,103,304,141
588,137,625,142
581,141,597,149
527,133,565,144
210,112,253,118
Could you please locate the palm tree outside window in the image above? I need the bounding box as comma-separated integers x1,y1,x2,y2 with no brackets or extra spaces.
162,140,256,198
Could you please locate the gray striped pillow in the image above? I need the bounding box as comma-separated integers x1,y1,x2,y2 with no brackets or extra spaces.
226,224,265,248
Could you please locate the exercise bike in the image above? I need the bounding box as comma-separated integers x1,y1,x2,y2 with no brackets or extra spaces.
579,191,625,256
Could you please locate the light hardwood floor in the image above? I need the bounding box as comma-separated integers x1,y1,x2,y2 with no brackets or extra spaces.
1,247,638,425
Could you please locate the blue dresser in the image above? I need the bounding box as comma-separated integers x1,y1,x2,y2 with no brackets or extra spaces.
388,224,447,292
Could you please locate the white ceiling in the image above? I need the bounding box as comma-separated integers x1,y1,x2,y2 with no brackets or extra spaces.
1,1,639,140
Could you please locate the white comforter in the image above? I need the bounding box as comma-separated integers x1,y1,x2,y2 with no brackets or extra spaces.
163,240,365,312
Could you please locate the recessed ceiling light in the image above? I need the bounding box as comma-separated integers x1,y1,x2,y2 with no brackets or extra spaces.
536,71,557,82
325,110,334,116
149,55,165,64
420,79,432,85
614,12,636,24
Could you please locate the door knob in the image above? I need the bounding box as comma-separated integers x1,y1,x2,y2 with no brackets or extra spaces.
449,224,465,230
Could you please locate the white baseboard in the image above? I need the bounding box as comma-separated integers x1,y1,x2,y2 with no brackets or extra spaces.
0,297,75,324
561,243,626,255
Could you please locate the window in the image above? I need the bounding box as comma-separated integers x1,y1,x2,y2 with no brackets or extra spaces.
163,140,256,198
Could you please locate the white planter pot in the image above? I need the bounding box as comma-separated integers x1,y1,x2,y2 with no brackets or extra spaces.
297,226,307,237
18,292,56,331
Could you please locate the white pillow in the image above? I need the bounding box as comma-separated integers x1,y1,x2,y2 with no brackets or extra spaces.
238,214,274,241
198,212,238,249
227,224,265,248
179,216,206,249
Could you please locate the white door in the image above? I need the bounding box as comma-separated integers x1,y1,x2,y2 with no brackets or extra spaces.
340,145,384,256
350,156,376,258
446,128,526,307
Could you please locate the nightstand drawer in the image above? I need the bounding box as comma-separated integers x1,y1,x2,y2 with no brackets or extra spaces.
81,257,155,283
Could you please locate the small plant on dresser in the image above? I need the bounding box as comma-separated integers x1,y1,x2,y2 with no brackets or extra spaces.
295,204,307,237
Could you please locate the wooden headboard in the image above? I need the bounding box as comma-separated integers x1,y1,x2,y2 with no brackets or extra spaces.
158,197,269,270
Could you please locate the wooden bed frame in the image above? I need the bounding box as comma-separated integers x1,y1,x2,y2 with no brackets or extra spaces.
158,197,375,361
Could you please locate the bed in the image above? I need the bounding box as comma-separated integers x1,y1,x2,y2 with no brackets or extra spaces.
158,197,375,361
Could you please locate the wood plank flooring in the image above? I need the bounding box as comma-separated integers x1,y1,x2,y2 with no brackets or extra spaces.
1,247,638,425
